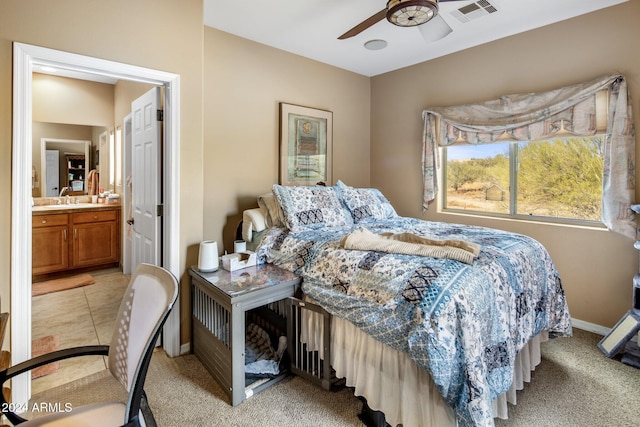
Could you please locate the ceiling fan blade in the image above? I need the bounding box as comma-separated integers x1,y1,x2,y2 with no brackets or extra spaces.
338,9,387,40
418,14,452,42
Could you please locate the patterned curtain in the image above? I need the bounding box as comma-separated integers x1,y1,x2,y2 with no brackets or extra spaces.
422,74,636,239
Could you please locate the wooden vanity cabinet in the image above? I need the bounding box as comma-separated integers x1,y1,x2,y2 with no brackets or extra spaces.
32,207,120,279
71,210,119,267
32,214,70,275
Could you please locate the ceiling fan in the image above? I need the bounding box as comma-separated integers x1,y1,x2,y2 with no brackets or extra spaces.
338,0,465,41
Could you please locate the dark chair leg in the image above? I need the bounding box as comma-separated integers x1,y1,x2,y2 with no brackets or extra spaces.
140,391,158,427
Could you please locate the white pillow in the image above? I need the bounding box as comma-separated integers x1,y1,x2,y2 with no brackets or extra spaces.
242,208,267,242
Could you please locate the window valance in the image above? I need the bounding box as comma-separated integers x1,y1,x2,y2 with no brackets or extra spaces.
422,74,636,238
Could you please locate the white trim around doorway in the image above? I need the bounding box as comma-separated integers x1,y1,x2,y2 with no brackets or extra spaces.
12,42,181,408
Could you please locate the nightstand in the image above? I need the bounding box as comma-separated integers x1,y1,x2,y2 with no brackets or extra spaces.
190,263,301,406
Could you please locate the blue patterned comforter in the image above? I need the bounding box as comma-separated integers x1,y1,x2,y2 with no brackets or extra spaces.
256,216,572,427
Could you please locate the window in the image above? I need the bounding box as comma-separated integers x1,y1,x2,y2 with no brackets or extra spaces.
443,135,604,223
424,75,635,238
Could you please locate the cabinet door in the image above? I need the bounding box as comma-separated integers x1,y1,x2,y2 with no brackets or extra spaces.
32,226,69,275
72,221,119,267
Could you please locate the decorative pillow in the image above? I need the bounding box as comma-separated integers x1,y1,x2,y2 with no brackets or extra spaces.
272,184,353,231
335,180,397,223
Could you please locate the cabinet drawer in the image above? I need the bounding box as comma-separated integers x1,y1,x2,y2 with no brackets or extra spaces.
32,214,69,228
73,210,117,224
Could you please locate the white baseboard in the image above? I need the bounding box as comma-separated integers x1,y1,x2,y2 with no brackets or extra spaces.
571,318,608,336
180,342,191,355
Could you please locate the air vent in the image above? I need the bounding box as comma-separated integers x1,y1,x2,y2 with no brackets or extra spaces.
450,0,497,23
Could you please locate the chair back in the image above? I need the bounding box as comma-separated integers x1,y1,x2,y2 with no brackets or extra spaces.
107,263,178,422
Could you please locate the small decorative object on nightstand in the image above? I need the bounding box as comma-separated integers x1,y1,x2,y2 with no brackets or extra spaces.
197,240,219,272
598,204,640,367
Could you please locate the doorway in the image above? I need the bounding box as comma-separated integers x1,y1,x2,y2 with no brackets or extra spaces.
12,42,181,407
40,138,91,197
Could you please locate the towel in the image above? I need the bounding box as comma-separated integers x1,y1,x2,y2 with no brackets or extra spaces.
341,228,481,264
87,169,99,195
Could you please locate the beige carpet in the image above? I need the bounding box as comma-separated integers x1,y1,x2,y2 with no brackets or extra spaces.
32,274,95,297
26,329,640,426
31,335,59,379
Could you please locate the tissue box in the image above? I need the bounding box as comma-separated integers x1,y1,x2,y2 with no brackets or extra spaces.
221,251,257,271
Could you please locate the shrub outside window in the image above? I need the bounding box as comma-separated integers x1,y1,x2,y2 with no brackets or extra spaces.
442,135,604,223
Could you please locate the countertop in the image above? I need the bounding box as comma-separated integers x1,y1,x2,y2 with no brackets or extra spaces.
32,203,121,215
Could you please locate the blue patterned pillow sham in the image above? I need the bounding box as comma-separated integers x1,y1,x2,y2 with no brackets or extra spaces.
336,180,397,223
272,184,353,231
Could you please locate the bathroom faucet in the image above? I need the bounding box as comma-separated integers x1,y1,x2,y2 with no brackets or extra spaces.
59,187,69,197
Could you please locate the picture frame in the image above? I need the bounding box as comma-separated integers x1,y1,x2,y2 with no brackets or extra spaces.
279,102,333,186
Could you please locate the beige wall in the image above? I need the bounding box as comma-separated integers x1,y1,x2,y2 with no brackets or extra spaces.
0,0,204,344
33,73,114,126
370,0,640,328
203,28,371,251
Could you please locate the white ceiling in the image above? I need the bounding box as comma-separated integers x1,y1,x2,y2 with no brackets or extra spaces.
204,0,627,77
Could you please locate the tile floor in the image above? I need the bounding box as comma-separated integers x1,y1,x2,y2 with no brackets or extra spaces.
31,268,129,395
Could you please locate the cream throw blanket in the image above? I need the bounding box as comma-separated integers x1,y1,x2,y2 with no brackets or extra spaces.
341,228,481,264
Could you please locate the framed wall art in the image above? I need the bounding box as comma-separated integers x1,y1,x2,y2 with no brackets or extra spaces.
279,102,333,186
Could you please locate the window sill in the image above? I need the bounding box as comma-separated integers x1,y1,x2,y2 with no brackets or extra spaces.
439,208,608,232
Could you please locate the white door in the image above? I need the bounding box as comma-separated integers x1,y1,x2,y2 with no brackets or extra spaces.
130,87,162,272
122,114,133,274
45,150,59,197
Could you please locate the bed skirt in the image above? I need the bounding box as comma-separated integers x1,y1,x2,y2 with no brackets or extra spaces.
300,306,546,427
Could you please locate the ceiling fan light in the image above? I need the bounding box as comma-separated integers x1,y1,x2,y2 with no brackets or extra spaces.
387,0,438,27
418,14,453,42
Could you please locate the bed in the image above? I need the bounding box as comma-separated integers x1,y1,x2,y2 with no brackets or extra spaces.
243,181,572,427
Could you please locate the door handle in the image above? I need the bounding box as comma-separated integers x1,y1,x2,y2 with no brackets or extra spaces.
126,218,134,225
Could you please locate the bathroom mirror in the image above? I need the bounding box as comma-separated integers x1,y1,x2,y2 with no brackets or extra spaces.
35,132,101,197
32,71,117,199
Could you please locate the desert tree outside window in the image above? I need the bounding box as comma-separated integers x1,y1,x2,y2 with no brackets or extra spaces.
442,132,605,223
